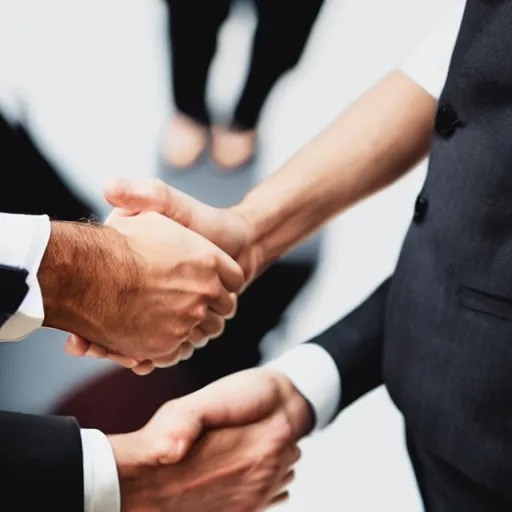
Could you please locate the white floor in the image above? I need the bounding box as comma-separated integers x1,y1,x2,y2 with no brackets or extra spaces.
0,0,454,509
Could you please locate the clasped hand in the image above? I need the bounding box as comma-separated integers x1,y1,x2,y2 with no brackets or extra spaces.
64,178,256,372
109,368,313,511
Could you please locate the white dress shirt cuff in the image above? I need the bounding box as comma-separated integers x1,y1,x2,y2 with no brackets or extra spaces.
265,343,342,431
81,429,121,512
400,1,465,100
0,213,51,340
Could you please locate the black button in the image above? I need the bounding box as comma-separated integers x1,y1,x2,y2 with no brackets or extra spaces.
414,195,428,223
435,104,460,137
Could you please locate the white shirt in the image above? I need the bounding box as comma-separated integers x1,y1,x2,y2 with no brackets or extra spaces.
0,3,466,507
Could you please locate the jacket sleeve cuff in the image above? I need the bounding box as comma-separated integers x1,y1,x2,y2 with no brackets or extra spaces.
81,429,121,512
265,343,342,431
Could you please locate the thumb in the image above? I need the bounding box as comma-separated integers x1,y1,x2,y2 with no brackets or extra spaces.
142,402,205,464
64,334,91,356
103,178,197,228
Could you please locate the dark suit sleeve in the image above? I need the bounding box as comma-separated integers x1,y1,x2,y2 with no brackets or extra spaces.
0,412,84,510
0,264,29,328
307,277,391,412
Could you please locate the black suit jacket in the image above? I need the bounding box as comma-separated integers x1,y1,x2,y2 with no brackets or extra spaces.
0,267,84,510
310,0,512,499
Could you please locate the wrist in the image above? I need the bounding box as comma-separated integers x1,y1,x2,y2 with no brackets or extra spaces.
108,433,138,480
228,203,267,283
109,431,152,511
38,221,139,339
265,369,315,439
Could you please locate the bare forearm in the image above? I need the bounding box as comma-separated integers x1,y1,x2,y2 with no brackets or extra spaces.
234,71,436,269
38,221,136,338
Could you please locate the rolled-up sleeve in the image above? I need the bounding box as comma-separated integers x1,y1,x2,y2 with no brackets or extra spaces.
0,213,51,340
401,1,466,99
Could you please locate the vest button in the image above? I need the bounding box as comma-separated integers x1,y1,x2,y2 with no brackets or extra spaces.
414,195,428,223
435,104,460,137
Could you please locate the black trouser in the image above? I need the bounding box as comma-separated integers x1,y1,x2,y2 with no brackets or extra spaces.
407,433,512,511
167,0,325,130
0,114,93,220
55,260,314,433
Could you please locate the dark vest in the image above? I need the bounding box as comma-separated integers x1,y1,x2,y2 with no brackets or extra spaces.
384,0,512,496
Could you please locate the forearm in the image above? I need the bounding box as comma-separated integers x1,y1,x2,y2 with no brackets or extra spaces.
38,221,136,339
235,71,436,269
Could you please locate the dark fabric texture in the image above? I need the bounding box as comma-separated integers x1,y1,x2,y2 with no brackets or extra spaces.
0,265,29,328
407,432,512,511
309,278,390,410
0,412,83,511
167,0,325,129
0,114,93,220
313,0,512,505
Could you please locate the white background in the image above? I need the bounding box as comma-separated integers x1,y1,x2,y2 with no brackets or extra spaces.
0,0,454,509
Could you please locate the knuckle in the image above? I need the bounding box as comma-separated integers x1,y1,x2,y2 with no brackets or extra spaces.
202,282,222,301
152,179,167,199
173,324,191,342
272,412,294,445
201,253,217,271
193,303,208,321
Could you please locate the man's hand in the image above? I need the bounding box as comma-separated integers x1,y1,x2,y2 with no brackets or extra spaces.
108,368,314,511
110,417,298,512
137,368,314,461
65,178,262,372
103,177,263,283
41,214,244,369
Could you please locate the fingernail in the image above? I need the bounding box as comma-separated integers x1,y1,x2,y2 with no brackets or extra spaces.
159,439,185,464
105,178,127,196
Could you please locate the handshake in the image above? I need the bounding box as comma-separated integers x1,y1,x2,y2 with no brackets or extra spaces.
39,178,313,510
109,367,313,510
43,178,260,373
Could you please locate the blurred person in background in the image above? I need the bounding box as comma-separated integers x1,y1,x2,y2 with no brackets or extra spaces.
164,0,325,169
0,111,93,221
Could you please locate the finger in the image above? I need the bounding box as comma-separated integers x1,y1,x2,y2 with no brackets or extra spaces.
214,250,245,293
85,343,109,359
208,290,237,318
275,470,295,496
225,293,238,319
152,342,195,368
189,326,210,348
198,310,225,340
178,342,195,361
283,444,302,467
104,178,199,227
64,334,91,357
267,491,289,508
107,352,140,368
104,207,137,225
131,360,155,375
